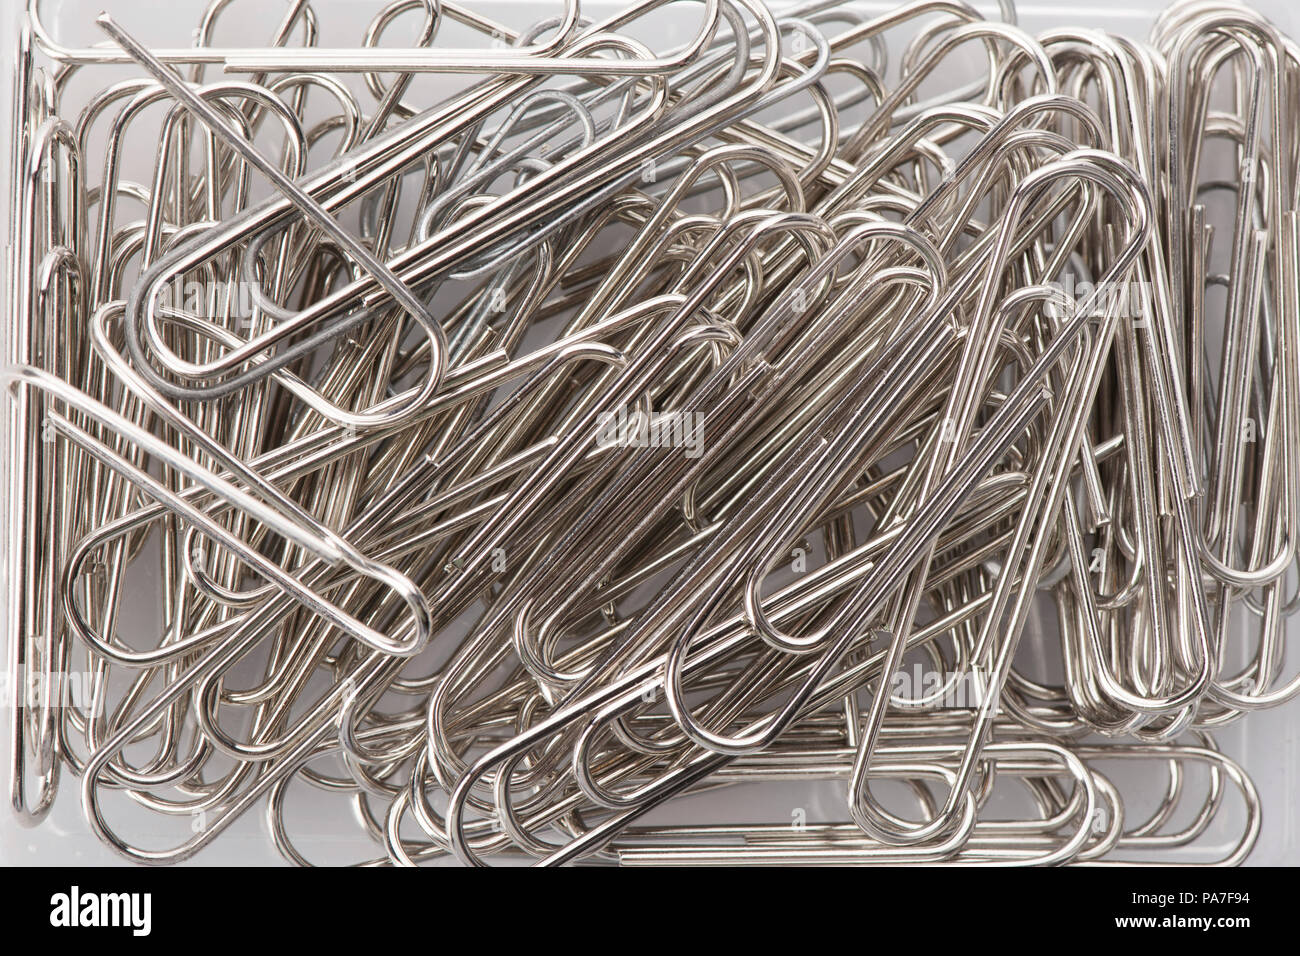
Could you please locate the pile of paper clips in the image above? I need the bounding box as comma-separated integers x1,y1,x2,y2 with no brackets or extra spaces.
5,0,1299,866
